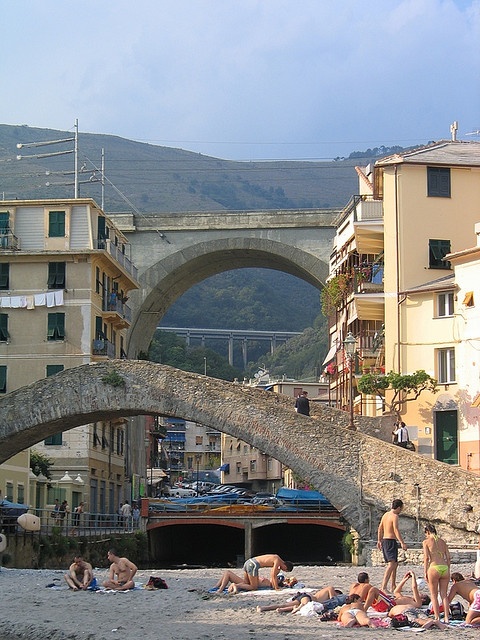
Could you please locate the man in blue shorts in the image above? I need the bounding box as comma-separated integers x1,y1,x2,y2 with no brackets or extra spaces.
377,499,407,593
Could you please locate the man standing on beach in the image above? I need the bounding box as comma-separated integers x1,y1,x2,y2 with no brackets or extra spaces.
103,548,138,591
377,499,407,593
242,553,293,591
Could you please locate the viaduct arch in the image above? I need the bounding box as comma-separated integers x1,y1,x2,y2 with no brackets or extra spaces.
1,360,480,547
126,236,330,357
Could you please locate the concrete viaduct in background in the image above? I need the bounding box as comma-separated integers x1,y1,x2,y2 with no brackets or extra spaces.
1,360,480,548
108,208,339,358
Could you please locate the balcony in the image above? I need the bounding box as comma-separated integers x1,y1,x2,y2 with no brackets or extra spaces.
92,338,116,358
95,238,138,281
0,231,20,250
102,293,132,327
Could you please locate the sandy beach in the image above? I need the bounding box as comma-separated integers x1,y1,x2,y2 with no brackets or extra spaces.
0,562,478,639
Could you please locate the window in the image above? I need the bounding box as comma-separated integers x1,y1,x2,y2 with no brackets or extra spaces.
47,313,65,341
17,484,24,504
6,481,13,501
0,212,10,233
429,239,451,269
250,459,257,472
46,364,64,377
44,433,62,445
437,347,456,383
436,292,454,317
427,167,451,197
48,211,65,237
92,423,101,448
195,436,203,445
0,313,9,342
47,262,66,289
0,263,9,289
0,365,6,393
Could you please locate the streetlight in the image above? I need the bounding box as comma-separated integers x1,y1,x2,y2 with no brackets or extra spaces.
343,332,357,430
203,356,207,376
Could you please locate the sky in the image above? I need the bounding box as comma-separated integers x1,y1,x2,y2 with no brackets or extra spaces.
2,0,480,161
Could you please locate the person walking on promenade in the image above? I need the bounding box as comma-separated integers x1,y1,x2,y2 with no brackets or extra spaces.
377,498,407,593
423,523,451,623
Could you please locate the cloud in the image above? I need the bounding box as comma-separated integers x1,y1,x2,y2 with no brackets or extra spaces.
3,0,479,159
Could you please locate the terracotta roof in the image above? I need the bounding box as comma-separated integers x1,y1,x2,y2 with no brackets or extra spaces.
375,140,480,168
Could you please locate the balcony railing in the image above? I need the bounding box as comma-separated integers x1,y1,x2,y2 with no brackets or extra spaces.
92,338,116,358
0,231,20,250
353,262,384,293
95,238,138,281
103,294,132,323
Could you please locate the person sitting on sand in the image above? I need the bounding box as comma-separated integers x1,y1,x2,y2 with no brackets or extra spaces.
337,594,374,628
211,569,274,594
242,554,294,591
257,585,343,613
102,548,137,591
64,555,94,591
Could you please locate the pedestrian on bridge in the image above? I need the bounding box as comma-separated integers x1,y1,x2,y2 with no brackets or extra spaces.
294,391,310,416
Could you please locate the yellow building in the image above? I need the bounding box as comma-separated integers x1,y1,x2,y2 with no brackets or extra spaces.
376,141,480,467
0,198,141,512
325,139,480,470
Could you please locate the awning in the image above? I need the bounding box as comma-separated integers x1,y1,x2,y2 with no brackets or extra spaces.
217,463,230,472
322,344,337,366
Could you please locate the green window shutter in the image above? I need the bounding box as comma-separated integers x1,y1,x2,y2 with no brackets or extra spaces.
427,167,451,197
0,212,9,233
0,365,6,393
46,364,64,377
48,262,66,289
0,263,9,289
97,215,106,239
0,314,9,341
47,313,65,340
429,239,451,269
95,316,104,339
48,211,65,237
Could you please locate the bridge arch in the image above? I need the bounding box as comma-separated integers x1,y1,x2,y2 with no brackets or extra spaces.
1,360,480,546
127,236,329,357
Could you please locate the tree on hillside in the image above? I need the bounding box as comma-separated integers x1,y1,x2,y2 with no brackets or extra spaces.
357,369,438,419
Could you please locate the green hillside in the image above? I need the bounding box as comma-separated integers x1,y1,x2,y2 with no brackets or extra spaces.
1,123,363,212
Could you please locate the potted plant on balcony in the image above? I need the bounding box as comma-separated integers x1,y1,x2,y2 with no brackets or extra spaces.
321,273,351,315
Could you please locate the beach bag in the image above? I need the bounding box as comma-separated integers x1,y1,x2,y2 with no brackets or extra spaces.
390,614,409,628
450,601,465,620
145,576,168,589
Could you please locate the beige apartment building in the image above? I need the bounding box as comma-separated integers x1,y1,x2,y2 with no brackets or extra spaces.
324,140,480,471
0,198,142,513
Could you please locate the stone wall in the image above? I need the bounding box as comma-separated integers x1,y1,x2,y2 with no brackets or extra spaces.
1,360,480,546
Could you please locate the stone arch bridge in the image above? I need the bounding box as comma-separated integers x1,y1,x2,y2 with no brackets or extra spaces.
1,360,479,547
108,209,338,357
